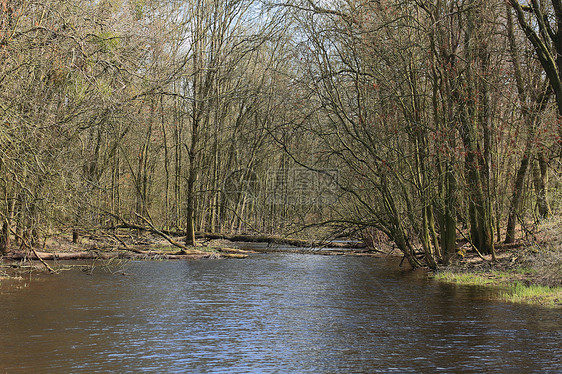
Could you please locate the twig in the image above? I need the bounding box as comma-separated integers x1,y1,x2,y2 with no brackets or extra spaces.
10,227,56,273
133,212,192,251
455,227,489,262
111,233,129,249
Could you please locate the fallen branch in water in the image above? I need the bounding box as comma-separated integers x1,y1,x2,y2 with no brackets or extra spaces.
133,212,193,252
5,249,225,261
103,210,201,253
10,227,56,273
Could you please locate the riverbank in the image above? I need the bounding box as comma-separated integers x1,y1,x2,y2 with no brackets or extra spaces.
433,241,562,308
0,229,248,276
0,228,375,276
3,228,559,309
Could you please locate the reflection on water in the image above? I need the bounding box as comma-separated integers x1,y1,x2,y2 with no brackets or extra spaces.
1,254,560,373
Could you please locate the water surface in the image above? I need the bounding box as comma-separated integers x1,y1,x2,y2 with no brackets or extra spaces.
1,253,560,373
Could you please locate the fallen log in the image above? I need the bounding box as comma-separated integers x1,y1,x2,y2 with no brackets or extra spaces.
105,212,365,250
4,249,230,261
6,250,114,261
216,247,255,255
197,232,366,249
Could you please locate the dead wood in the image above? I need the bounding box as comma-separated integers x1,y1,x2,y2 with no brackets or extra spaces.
195,232,366,249
9,227,56,273
106,213,364,250
5,249,224,261
133,212,193,252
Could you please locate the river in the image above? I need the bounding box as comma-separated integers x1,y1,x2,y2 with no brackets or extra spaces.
1,253,560,373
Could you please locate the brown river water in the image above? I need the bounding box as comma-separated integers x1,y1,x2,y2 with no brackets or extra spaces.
1,252,561,373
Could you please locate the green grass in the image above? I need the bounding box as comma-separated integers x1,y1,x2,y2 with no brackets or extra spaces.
434,271,500,286
433,271,495,286
501,282,562,307
434,269,562,308
512,267,538,275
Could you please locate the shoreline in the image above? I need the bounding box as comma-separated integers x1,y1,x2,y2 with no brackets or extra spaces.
431,247,562,308
0,230,381,278
2,231,559,308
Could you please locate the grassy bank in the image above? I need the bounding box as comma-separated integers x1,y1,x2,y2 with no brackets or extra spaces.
434,270,562,307
434,218,562,308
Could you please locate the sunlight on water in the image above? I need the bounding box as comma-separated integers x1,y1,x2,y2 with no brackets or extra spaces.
1,254,560,373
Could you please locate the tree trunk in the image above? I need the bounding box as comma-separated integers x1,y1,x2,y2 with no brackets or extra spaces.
421,205,437,270
72,230,80,244
161,94,171,229
441,164,457,265
185,180,196,246
533,153,551,219
459,6,494,258
504,4,549,243
505,153,530,243
0,220,10,254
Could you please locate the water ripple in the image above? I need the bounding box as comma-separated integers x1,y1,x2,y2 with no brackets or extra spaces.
0,253,560,373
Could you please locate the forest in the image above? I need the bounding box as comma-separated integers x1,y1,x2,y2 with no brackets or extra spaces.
1,0,562,271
